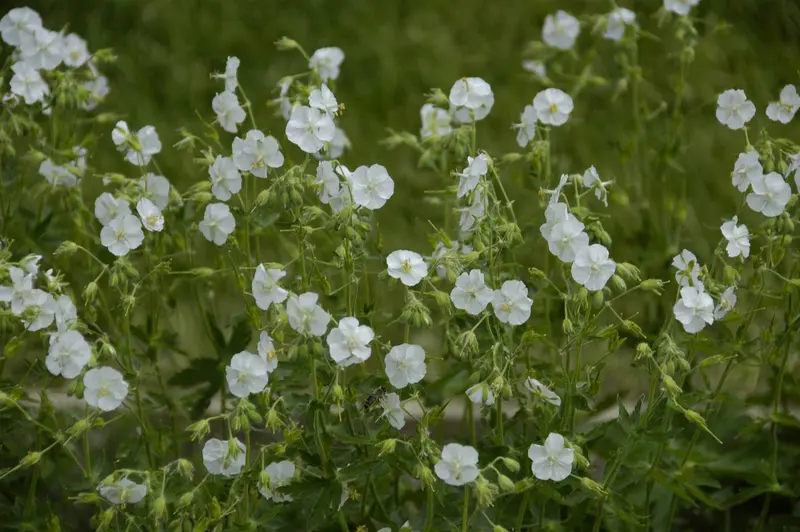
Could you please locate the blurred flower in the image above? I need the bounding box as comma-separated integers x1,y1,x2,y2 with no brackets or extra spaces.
380,392,406,429
199,203,236,245
543,11,580,50
420,103,452,139
466,383,495,406
309,47,345,82
137,173,170,210
732,151,762,192
94,193,130,225
664,0,700,16
547,216,589,263
19,27,63,70
766,84,800,124
98,477,147,505
62,33,89,67
716,89,755,130
0,7,42,46
9,61,48,104
524,378,561,406
515,105,537,148
603,8,637,41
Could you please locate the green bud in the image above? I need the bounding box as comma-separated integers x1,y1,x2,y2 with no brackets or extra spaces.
616,262,641,282
178,491,194,508
500,457,520,473
151,496,167,518
473,476,498,508
640,279,665,295
186,419,211,441
493,526,511,532
83,282,98,304
68,418,90,437
527,267,546,279
54,241,79,256
622,320,645,338
635,342,652,361
266,408,284,430
562,318,573,334
377,438,397,456
177,459,194,479
432,289,452,311
457,330,479,356
592,290,604,308
575,287,589,309
497,474,515,492
580,476,608,497
501,152,523,164
610,274,627,293
275,36,301,51
662,374,682,396
259,470,271,489
332,384,344,403
20,451,41,468
699,354,727,368
723,266,740,285
415,464,436,488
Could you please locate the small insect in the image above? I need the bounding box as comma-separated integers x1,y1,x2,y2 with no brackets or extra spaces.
363,386,386,411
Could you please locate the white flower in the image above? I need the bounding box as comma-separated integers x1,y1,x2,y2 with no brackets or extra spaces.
259,461,296,502
84,367,129,411
208,155,242,201
543,11,580,50
571,244,616,292
46,330,91,379
746,172,791,217
534,88,573,126
458,188,486,232
714,286,737,320
349,164,395,209
285,105,336,154
380,392,406,430
386,250,428,287
202,438,245,477
449,77,494,122
604,8,637,41
100,214,144,257
53,294,77,332
766,85,800,124
226,351,269,398
720,216,750,258
0,266,36,315
19,27,63,71
252,265,288,310
432,240,472,278
224,56,239,93
309,83,338,116
0,7,42,46
39,159,77,188
327,317,374,367
450,269,493,315
309,47,345,82
492,280,532,325
716,89,756,130
457,154,489,199
544,174,571,205
232,130,284,178
385,344,427,389
420,103,452,139
98,478,147,505
516,105,538,148
212,91,246,133
528,433,574,481
10,60,49,105
63,33,89,67
137,173,170,210
664,0,700,15
673,286,714,333
582,166,612,207
82,74,109,110
322,126,350,159
547,217,589,263
672,249,701,288
732,151,762,192
113,122,162,166
466,383,495,406
98,187,122,220
434,443,479,486
286,292,331,336
257,332,279,372
540,202,569,242
21,289,55,331
136,198,164,232
524,378,561,406
20,254,41,276
316,161,343,203
199,203,236,245
522,60,546,78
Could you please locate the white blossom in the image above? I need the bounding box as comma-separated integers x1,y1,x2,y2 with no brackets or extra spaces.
456,154,489,199
664,0,700,15
232,130,284,178
380,392,406,430
766,85,800,124
63,33,89,67
321,126,350,159
516,105,537,148
53,294,77,332
309,83,338,116
491,280,532,325
720,216,750,258
39,159,77,188
136,198,164,232
46,330,91,379
137,173,170,210
604,8,637,41
458,188,486,233
199,203,236,245
223,56,239,93
259,461,296,502
571,244,616,292
9,61,48,104
543,11,580,50
528,433,574,481
349,164,395,209
385,344,426,389
547,216,589,263
673,286,714,333
716,89,756,130
252,265,288,310
98,478,147,505
327,317,374,367
746,172,791,217
0,7,42,46
732,151,762,192
524,378,561,407
212,91,246,133
82,75,109,110
420,103,452,139
286,292,331,336
466,383,495,406
714,286,737,320
84,367,129,411
22,289,55,331
113,122,162,167
534,88,573,126
434,443,479,486
257,332,279,373
309,47,345,82
226,351,268,398
449,77,494,122
285,105,335,154
209,155,242,201
582,166,612,206
386,250,428,287
202,438,245,477
0,266,36,315
672,249,701,288
19,27,63,71
450,269,493,315
100,214,144,257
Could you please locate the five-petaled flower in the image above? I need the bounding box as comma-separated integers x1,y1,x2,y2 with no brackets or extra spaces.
435,443,480,486
529,433,574,481
386,250,428,287
385,344,427,389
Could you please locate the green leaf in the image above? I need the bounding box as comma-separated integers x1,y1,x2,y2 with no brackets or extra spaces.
168,358,220,387
617,395,632,434
226,313,252,356
205,312,227,355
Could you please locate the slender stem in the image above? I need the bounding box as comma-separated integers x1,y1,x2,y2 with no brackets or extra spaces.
425,484,435,531
515,489,530,532
462,486,470,532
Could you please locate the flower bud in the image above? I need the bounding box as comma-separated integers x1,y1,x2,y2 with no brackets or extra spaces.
432,290,452,311
497,474,515,492
527,267,546,279
259,470,271,489
83,281,98,304
562,318,573,334
580,476,608,497
493,526,511,532
178,491,194,508
592,290,604,308
68,418,90,437
415,463,436,488
662,374,681,396
275,36,301,51
473,477,498,508
55,241,79,256
186,419,210,441
635,342,652,361
266,408,284,430
377,438,397,456
177,459,194,479
640,279,664,295
20,451,41,468
151,496,167,518
610,274,627,293
457,330,479,356
616,262,641,282
500,457,520,473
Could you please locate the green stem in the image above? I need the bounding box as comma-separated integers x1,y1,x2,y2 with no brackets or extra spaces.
515,489,530,532
462,486,470,532
425,484,435,531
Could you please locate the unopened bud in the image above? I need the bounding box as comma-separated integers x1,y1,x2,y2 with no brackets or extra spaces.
177,459,194,479
580,476,608,497
610,274,627,293
662,374,681,396
266,408,283,430
592,290,604,308
178,491,194,508
186,419,210,440
151,496,167,518
640,279,665,295
20,451,41,468
562,318,573,334
500,457,520,473
83,282,98,304
497,474,515,492
55,241,79,256
635,342,652,361
377,438,397,456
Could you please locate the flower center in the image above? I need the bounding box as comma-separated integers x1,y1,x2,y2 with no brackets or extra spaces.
114,228,126,241
549,103,558,114
501,303,510,313
401,260,412,274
